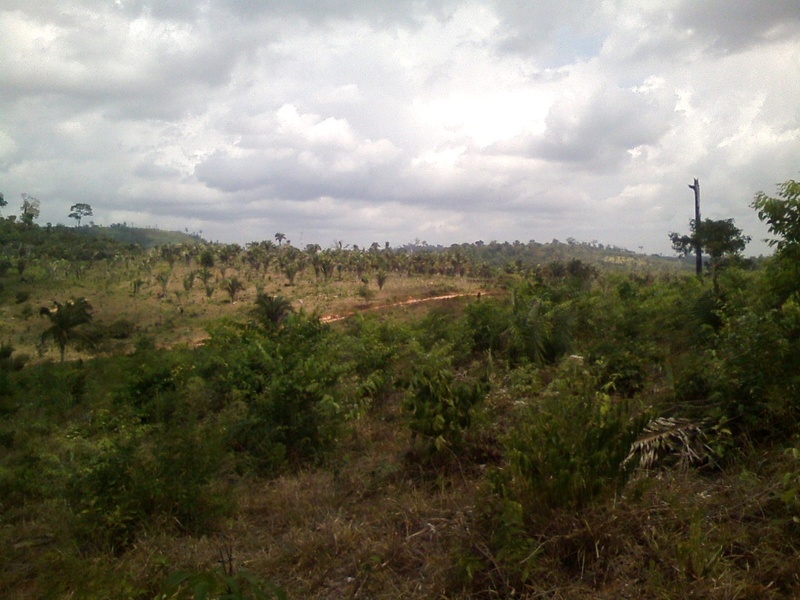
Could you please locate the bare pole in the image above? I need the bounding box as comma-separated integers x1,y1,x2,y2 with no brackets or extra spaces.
688,178,701,276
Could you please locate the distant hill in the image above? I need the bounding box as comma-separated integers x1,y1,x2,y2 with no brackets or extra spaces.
399,238,691,273
80,223,206,249
0,221,206,263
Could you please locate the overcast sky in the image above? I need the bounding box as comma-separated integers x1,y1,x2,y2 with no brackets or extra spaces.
1,1,798,255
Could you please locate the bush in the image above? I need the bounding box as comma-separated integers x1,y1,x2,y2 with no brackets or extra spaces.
67,424,230,552
504,360,644,512
199,315,343,474
594,346,651,398
333,315,409,415
404,341,487,456
106,318,136,339
116,349,183,423
465,297,511,356
163,564,286,600
413,304,473,364
710,300,800,439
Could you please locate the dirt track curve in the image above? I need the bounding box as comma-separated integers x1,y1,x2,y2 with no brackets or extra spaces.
319,291,497,323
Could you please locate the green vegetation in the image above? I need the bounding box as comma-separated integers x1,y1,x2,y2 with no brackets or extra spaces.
1,180,800,598
39,297,93,362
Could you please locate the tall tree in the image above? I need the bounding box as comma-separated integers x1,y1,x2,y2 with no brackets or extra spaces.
669,218,750,281
39,298,93,362
19,194,40,226
689,179,702,276
68,203,93,226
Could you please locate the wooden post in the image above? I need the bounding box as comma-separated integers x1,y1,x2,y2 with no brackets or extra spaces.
689,178,702,276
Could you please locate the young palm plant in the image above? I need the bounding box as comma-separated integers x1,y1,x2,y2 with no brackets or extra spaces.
224,277,245,303
251,293,294,328
39,297,93,362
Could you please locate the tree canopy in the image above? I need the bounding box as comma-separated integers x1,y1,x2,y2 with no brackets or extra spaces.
752,178,800,301
752,179,800,254
69,203,93,226
669,218,750,275
19,193,40,226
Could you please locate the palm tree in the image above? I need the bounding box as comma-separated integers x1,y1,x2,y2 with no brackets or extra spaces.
224,277,245,302
251,293,294,327
376,270,388,291
39,297,93,362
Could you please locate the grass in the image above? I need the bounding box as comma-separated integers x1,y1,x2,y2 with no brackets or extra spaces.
0,259,489,363
11,384,798,599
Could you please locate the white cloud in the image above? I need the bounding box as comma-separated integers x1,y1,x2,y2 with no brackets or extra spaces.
0,0,798,254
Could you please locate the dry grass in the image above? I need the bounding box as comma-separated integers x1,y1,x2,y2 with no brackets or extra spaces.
0,260,489,362
64,402,800,599
114,401,486,599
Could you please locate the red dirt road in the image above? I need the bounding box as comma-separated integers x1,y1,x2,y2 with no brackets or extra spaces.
320,291,496,323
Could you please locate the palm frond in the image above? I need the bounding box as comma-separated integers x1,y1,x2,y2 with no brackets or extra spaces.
623,417,709,471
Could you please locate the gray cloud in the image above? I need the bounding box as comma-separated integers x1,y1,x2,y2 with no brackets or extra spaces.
674,0,800,54
0,0,797,255
489,84,675,172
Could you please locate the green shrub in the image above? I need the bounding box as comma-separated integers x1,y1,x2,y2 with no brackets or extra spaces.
413,304,473,364
710,299,800,439
106,318,136,339
163,564,286,600
67,424,229,552
333,315,409,415
465,297,511,356
504,360,644,512
404,341,487,455
508,297,574,365
116,349,183,423
594,346,651,398
0,343,27,372
199,315,343,474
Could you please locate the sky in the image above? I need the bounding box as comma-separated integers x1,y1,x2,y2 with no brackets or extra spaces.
1,0,799,255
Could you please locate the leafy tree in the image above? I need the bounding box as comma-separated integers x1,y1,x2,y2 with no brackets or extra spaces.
199,248,215,269
669,218,750,279
752,179,800,253
0,191,5,210
39,297,93,361
68,203,93,226
752,178,800,300
19,193,40,226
